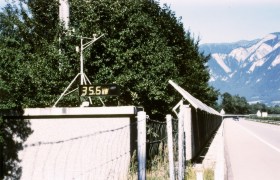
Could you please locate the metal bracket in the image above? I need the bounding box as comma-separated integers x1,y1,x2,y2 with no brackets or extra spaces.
172,99,184,118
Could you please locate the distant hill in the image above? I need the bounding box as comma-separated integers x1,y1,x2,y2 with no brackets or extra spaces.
200,32,280,105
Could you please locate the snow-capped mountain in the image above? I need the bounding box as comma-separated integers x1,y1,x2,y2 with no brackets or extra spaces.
200,32,280,105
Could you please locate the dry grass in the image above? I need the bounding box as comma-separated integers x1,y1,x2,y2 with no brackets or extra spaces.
128,143,169,180
146,143,169,179
186,164,214,180
128,143,214,180
203,168,214,180
185,164,196,180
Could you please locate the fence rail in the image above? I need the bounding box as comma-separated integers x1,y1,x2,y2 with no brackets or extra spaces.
191,109,222,159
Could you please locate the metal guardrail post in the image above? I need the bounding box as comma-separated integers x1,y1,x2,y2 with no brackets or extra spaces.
166,114,175,180
178,105,185,180
184,106,193,160
137,111,146,180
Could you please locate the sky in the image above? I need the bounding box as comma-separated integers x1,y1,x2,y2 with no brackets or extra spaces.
1,0,279,44
159,0,280,44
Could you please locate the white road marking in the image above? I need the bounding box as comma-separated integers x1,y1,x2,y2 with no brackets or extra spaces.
237,122,280,153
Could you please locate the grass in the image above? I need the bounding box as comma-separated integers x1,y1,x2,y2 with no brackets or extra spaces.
128,143,169,180
128,151,137,180
185,164,196,180
203,168,214,180
247,116,280,126
146,143,169,179
248,115,280,121
186,163,214,180
128,143,215,180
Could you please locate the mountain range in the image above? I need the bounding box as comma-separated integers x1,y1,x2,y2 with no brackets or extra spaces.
200,32,280,105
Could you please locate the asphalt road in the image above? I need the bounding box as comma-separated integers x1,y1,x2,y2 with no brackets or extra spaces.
223,118,280,180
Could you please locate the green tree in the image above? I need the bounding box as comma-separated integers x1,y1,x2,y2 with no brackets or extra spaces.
221,93,233,113
1,0,218,176
0,4,33,179
0,0,219,122
221,92,249,114
67,0,217,115
0,114,33,179
1,0,217,116
268,105,280,114
248,102,268,114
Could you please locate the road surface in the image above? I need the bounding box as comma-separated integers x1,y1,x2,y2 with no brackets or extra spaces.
223,118,280,180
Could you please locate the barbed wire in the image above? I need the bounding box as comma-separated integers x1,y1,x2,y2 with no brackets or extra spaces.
75,150,131,179
19,113,182,179
23,120,139,148
148,118,167,124
19,118,139,180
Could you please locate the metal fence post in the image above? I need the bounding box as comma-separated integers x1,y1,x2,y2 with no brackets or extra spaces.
166,114,175,180
137,111,146,180
184,105,192,160
178,105,185,180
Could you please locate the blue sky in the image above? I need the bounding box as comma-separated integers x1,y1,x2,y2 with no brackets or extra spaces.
1,0,279,44
159,0,280,44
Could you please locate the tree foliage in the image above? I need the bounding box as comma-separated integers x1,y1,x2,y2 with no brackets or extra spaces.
221,92,250,114
66,0,217,115
220,92,280,115
1,0,218,114
0,114,33,179
1,0,218,178
0,4,34,179
249,103,280,114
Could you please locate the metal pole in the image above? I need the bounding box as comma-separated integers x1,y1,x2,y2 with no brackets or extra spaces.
178,105,185,180
80,38,84,85
137,111,146,180
52,73,80,107
184,106,192,160
166,114,175,180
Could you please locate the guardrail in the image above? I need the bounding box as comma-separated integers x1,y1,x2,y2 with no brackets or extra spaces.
168,80,222,161
222,114,249,118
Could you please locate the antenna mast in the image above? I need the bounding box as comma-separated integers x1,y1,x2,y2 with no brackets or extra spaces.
55,0,105,107
53,34,104,107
